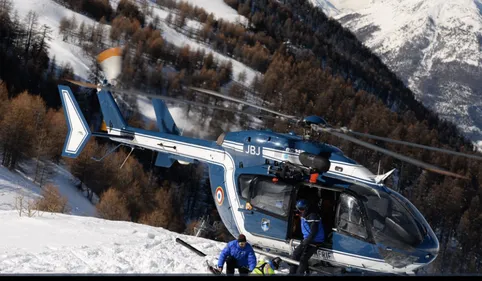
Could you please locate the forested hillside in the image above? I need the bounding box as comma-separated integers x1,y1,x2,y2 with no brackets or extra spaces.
1,0,482,273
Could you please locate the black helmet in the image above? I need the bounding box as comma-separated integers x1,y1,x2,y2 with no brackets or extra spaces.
271,257,282,270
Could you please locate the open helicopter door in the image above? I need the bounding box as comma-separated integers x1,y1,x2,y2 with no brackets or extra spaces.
237,174,294,241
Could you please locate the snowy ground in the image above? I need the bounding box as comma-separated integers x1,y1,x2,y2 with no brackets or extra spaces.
0,157,97,218
0,165,41,212
0,152,281,275
0,210,288,274
0,211,220,274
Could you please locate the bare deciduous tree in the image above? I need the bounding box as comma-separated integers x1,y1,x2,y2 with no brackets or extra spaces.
35,184,70,213
96,188,131,221
0,91,46,169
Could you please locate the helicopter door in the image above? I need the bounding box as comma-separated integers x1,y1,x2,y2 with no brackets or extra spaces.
238,175,293,240
335,193,368,239
327,193,379,269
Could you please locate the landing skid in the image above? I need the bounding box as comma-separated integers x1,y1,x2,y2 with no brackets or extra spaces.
308,261,344,275
308,261,405,276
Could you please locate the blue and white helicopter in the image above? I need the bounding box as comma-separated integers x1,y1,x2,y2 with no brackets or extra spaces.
60,47,481,275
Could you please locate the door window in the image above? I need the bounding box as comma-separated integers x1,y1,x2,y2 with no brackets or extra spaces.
238,174,256,199
238,175,293,217
336,194,368,239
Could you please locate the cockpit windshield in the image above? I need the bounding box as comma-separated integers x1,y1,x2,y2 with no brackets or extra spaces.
350,185,425,250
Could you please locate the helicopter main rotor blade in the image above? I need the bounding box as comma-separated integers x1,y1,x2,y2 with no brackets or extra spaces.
343,129,482,161
64,79,98,89
190,87,299,121
64,79,280,120
313,125,469,180
112,88,283,121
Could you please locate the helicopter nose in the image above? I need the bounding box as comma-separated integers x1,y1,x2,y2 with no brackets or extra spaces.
413,238,438,268
419,230,439,260
423,252,435,262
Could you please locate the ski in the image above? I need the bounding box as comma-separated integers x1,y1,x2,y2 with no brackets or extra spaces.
176,237,223,275
175,238,207,257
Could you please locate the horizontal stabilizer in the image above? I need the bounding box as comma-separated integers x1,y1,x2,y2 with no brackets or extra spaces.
155,153,176,168
171,155,195,165
58,85,92,158
155,153,195,168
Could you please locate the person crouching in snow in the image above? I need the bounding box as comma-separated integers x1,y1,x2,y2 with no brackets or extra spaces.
217,234,257,275
251,257,282,275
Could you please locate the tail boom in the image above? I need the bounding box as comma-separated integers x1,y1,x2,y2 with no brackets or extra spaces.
110,126,223,165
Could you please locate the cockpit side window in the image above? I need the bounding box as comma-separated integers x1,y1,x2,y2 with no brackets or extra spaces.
238,174,255,199
349,184,425,248
336,194,368,239
238,175,293,217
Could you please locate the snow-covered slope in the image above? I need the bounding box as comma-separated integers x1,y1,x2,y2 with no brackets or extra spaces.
313,0,482,145
0,160,97,217
11,0,111,80
11,0,259,87
308,0,341,17
167,0,248,25
147,3,260,86
0,210,286,274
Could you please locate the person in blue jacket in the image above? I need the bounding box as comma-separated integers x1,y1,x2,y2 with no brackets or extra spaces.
289,199,325,275
217,234,257,275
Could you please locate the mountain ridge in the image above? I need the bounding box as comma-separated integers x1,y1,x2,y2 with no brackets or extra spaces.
312,0,482,145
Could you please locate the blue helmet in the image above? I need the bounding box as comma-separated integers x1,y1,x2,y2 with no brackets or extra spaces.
296,199,308,211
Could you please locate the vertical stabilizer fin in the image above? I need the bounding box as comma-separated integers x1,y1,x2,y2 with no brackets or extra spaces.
97,89,128,130
58,85,92,158
152,98,180,135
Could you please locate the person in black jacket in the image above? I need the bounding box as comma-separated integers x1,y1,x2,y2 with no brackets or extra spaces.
289,199,325,275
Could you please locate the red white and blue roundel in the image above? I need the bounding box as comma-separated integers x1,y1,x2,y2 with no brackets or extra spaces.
215,186,224,206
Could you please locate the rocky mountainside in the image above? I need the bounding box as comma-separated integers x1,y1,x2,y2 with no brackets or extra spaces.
311,0,482,146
